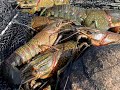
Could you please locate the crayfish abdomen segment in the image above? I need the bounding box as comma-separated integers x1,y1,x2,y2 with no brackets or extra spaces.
14,39,40,66
6,53,23,67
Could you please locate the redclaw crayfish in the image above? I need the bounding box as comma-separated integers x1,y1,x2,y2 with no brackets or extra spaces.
4,40,87,90
16,0,70,13
20,40,81,90
5,19,73,67
40,5,120,33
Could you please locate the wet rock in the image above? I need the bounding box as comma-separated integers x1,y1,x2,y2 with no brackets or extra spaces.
60,44,120,90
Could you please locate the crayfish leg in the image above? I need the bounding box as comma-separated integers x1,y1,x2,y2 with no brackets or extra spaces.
32,82,42,89
54,35,63,45
23,76,35,84
78,42,90,49
40,44,59,51
108,26,120,34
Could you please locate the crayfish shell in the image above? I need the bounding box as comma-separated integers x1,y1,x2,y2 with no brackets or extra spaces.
31,16,55,32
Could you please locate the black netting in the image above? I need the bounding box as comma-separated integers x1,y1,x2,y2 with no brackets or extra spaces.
0,0,36,89
0,23,35,90
0,23,35,62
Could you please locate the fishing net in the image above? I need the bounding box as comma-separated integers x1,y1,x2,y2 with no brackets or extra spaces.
0,23,36,89
0,1,36,89
0,23,35,61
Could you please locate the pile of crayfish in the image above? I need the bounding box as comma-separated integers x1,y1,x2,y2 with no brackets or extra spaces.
2,1,120,90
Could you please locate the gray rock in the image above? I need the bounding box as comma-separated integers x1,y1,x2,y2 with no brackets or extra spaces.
60,44,120,90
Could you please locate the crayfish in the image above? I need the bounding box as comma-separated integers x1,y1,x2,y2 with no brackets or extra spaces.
4,40,88,89
16,0,70,13
3,3,120,89
3,17,91,89
5,19,73,68
21,41,80,89
3,18,77,86
41,5,120,33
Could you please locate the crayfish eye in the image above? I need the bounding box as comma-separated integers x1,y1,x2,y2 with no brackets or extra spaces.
92,21,95,24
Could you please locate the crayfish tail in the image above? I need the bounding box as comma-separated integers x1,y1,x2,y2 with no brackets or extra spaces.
5,53,22,67
15,39,40,66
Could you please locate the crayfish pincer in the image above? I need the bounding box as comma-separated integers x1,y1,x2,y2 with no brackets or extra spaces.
77,27,120,46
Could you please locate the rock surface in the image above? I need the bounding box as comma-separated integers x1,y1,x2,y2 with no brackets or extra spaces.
60,44,120,90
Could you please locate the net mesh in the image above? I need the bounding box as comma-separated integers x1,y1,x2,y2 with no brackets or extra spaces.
0,1,35,89
0,23,35,61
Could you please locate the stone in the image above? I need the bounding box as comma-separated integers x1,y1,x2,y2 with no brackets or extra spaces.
60,44,120,90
